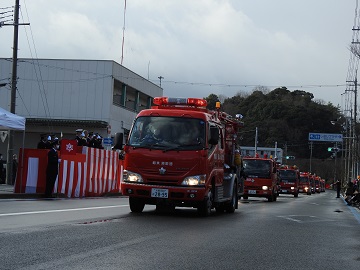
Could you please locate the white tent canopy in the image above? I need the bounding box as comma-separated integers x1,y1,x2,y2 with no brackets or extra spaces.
0,106,26,130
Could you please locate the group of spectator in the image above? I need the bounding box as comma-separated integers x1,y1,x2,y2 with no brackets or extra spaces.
345,179,360,206
75,129,104,149
37,129,105,150
37,134,60,149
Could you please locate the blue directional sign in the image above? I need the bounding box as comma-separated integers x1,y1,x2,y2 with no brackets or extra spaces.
103,137,113,145
308,133,343,142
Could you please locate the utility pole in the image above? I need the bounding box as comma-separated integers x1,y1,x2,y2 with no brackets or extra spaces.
3,0,29,185
254,127,258,156
158,76,164,88
309,141,313,173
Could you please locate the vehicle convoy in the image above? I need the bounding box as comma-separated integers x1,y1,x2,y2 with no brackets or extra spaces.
299,172,312,195
120,97,245,216
277,165,300,197
242,155,279,202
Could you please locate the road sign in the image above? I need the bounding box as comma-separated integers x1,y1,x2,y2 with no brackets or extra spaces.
103,137,113,145
308,133,343,142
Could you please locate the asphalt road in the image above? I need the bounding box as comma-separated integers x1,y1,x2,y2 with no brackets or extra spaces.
0,190,359,270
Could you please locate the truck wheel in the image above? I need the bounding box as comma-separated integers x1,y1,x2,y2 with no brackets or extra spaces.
243,195,248,200
129,197,145,213
225,183,237,213
294,193,299,198
198,191,212,217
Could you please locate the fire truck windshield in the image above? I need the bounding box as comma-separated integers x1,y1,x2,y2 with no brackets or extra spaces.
279,170,297,182
243,159,271,178
299,176,309,183
128,116,206,150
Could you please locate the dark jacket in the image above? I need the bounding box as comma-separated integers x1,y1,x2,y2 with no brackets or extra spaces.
46,148,59,175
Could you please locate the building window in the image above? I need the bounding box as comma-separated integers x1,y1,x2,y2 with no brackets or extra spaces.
113,94,122,106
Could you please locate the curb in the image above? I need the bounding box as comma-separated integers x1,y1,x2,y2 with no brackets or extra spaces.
0,192,124,200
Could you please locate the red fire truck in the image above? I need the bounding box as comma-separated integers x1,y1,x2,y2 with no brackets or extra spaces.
277,165,300,197
299,172,312,195
121,97,244,216
242,155,279,202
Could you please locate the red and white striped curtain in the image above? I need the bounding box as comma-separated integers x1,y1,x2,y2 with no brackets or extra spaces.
15,147,123,197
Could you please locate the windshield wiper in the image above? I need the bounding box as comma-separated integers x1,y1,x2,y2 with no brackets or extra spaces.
163,145,181,152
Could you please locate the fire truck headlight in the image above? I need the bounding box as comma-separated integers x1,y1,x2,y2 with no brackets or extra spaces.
291,187,295,190
181,175,206,186
304,187,309,191
123,170,143,183
262,186,269,191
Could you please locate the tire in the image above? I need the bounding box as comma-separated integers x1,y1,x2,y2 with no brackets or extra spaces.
198,191,212,217
243,195,248,200
129,197,145,213
225,183,238,213
294,193,299,198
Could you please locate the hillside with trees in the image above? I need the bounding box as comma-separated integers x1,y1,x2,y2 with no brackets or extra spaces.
205,87,346,181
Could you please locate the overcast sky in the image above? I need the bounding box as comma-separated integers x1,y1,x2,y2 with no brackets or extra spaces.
0,0,356,108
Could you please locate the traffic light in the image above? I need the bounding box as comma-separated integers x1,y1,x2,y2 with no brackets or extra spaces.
286,156,295,160
327,147,332,152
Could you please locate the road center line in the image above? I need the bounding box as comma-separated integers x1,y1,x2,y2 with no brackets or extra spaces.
0,205,129,217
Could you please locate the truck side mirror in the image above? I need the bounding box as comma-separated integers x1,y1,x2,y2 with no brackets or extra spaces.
113,132,124,150
208,126,219,145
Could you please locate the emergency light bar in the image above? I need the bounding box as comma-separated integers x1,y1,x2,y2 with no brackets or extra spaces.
153,97,207,107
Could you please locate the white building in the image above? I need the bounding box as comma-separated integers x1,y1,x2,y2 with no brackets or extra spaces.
240,146,283,163
0,58,163,155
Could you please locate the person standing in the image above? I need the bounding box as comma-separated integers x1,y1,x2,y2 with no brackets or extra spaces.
37,134,48,149
12,154,18,185
45,140,60,198
0,153,6,184
335,180,341,198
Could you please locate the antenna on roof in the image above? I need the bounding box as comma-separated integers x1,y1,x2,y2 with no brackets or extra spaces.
121,0,127,65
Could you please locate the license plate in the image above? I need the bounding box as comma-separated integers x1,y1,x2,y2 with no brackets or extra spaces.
282,189,287,193
248,190,256,194
151,188,169,198
299,189,303,192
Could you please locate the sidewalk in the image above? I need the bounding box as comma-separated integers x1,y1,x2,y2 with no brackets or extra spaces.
0,184,123,199
0,184,44,199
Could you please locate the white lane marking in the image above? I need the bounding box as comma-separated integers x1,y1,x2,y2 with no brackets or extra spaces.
0,205,129,217
278,216,302,223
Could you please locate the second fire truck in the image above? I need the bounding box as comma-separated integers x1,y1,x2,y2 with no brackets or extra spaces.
277,165,300,197
242,155,279,202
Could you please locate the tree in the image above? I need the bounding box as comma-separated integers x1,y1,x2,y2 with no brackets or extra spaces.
204,94,219,110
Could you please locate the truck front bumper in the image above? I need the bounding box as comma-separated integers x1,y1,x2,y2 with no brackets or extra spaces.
244,188,272,197
121,182,207,206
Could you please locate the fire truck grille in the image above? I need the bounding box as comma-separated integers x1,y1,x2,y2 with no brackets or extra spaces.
141,168,180,176
146,179,179,186
246,186,262,190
